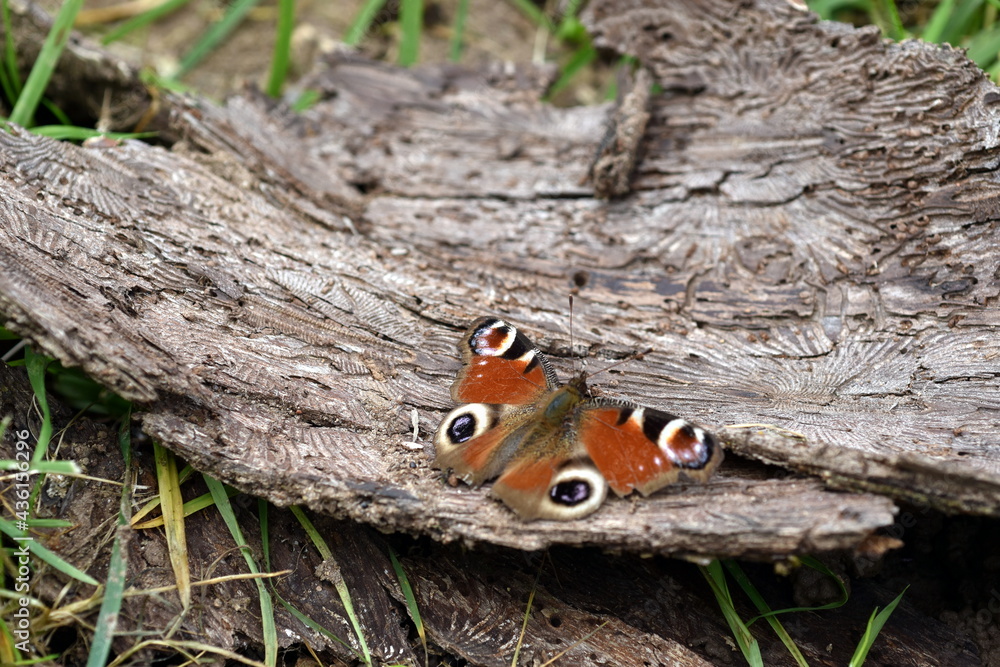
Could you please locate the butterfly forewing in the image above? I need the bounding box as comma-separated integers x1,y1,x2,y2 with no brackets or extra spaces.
577,404,723,496
452,317,557,405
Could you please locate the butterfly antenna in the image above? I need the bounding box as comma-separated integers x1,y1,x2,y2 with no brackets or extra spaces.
568,295,578,373
586,346,654,382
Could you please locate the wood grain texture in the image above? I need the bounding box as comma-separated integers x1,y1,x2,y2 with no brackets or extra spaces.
3,0,999,561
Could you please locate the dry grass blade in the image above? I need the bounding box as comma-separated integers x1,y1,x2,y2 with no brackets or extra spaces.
152,441,190,609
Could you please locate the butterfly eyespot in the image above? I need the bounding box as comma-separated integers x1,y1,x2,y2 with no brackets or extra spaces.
447,414,477,443
435,403,496,454
468,319,516,356
550,479,591,506
658,421,715,469
537,461,609,520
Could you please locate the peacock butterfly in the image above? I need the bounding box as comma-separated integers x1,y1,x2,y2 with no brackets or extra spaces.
433,317,723,520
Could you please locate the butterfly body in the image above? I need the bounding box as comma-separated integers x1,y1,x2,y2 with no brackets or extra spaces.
433,317,722,520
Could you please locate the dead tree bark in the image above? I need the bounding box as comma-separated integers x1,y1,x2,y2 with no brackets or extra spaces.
0,0,998,663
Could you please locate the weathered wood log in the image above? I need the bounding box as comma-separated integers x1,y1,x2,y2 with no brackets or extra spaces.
2,0,999,663
2,361,980,666
2,0,999,560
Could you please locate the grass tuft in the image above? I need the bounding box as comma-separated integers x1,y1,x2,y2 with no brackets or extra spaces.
7,0,84,127
703,557,908,666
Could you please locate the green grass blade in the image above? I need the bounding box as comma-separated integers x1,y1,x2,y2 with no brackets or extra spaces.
0,0,23,106
545,42,596,99
921,0,959,43
849,587,908,667
289,506,372,664
870,0,906,40
85,416,134,667
291,88,320,112
258,500,357,657
174,0,262,79
140,67,197,94
20,518,73,529
388,547,427,666
510,582,536,667
344,0,388,46
101,0,192,45
266,0,295,97
7,349,98,587
24,348,53,465
511,556,546,667
807,0,872,20
39,97,72,127
966,15,1000,65
132,485,241,529
0,516,99,585
0,612,15,664
23,347,55,519
508,0,554,31
0,460,80,474
289,505,331,558
272,587,358,654
449,0,469,61
723,560,809,667
205,475,278,667
8,0,84,127
398,0,422,66
941,0,987,45
744,556,849,623
699,561,763,666
30,126,157,141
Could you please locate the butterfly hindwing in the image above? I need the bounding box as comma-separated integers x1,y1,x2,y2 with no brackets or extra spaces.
451,317,558,405
433,402,538,485
493,457,609,521
576,402,723,497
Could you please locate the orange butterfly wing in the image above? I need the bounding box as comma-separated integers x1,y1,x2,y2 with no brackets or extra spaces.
451,317,557,404
577,403,723,497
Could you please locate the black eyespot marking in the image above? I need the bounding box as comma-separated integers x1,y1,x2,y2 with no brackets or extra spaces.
550,480,591,506
447,414,477,443
614,407,634,426
500,333,531,360
523,353,540,374
468,320,510,354
641,409,678,443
